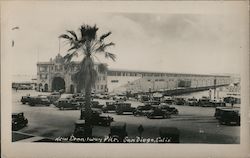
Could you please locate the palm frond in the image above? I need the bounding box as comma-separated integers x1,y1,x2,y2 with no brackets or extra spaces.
68,44,81,52
67,30,78,41
63,51,78,63
100,32,111,41
95,42,115,52
59,34,72,40
105,52,116,61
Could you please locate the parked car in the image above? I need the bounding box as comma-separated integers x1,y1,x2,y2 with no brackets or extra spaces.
28,95,50,106
47,92,61,104
159,127,180,143
133,105,154,116
214,107,232,119
209,99,226,107
102,102,117,113
139,95,150,102
146,108,170,119
218,109,240,126
98,93,110,99
75,96,85,104
90,110,114,126
198,97,211,107
73,120,92,138
186,98,198,106
109,122,128,143
56,98,79,110
159,103,179,115
72,93,84,98
12,112,28,131
174,97,186,105
161,96,175,105
21,95,31,104
116,102,136,115
113,94,127,101
91,101,104,109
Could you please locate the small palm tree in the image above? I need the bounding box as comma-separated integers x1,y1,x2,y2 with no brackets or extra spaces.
59,24,116,136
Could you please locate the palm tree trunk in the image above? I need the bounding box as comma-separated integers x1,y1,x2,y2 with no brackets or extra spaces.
80,81,92,137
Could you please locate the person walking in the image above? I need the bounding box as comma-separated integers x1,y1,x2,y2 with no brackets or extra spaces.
138,124,144,138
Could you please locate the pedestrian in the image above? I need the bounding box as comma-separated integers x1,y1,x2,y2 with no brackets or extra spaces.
138,124,144,138
231,99,234,108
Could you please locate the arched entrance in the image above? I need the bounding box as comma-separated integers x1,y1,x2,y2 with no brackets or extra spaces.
52,77,65,92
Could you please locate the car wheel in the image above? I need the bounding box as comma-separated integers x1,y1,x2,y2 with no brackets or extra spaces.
22,102,25,104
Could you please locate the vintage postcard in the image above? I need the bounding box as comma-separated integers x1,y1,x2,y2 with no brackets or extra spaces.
1,1,249,158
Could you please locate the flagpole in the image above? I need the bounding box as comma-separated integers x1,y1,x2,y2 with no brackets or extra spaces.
59,38,61,54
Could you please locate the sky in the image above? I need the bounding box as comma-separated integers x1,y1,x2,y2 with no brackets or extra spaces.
2,1,248,76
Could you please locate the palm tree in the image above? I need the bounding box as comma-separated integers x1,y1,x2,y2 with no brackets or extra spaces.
59,24,116,136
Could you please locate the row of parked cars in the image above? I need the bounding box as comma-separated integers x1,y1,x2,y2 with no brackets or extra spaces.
150,96,227,107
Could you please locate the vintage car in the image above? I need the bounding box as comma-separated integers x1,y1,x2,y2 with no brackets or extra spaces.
146,108,171,119
90,101,104,109
113,94,127,101
140,95,150,102
159,127,180,143
161,96,175,105
80,109,113,126
108,122,128,143
209,99,226,107
91,110,113,126
12,112,28,131
28,95,51,106
186,98,198,106
102,102,117,113
218,109,240,126
198,97,211,107
73,120,92,138
116,102,136,115
56,98,79,110
159,103,179,115
96,93,110,100
74,96,86,104
47,92,61,104
21,95,31,104
214,107,232,119
174,97,186,105
133,105,154,116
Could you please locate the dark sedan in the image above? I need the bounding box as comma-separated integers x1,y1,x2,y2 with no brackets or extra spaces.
12,112,28,131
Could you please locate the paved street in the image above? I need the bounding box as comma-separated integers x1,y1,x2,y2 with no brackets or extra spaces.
12,90,240,144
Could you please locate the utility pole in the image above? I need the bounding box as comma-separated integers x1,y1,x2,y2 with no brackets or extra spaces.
214,77,216,100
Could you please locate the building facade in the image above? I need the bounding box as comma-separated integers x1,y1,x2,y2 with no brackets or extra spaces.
37,54,107,93
37,54,232,94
